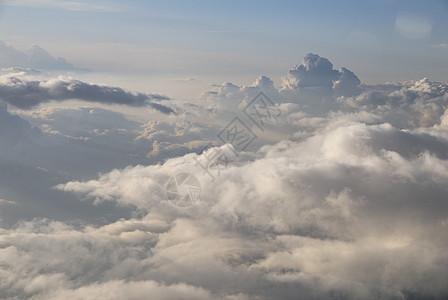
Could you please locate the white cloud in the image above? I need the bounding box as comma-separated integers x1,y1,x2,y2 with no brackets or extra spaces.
281,53,340,91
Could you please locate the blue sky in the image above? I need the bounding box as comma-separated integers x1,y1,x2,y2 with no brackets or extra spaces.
1,0,447,95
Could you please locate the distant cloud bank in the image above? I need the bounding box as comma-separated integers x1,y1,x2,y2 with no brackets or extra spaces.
0,41,76,71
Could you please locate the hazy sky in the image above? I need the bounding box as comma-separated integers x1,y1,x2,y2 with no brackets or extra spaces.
1,0,447,91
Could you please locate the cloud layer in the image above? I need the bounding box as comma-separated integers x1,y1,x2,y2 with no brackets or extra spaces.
0,54,448,299
35,114,448,299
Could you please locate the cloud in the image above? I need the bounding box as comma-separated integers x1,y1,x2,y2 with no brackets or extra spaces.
0,101,36,144
0,41,79,71
338,78,448,128
0,74,173,112
49,55,448,298
4,0,117,12
202,54,362,116
0,104,183,225
395,13,433,39
28,45,75,71
430,43,448,50
0,41,29,68
277,54,362,113
53,113,448,298
333,67,362,97
1,53,448,298
281,53,340,91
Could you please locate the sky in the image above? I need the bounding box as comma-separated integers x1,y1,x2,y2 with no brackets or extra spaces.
1,0,448,96
0,1,448,299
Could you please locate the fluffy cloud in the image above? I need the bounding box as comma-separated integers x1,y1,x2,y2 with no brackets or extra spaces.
280,53,361,98
338,78,448,129
203,54,362,116
0,74,173,112
281,53,340,91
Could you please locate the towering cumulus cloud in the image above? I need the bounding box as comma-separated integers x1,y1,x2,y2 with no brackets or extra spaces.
281,53,361,96
282,53,340,90
1,54,448,299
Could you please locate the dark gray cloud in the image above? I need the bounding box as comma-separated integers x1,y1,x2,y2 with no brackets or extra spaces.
0,75,173,113
333,67,362,97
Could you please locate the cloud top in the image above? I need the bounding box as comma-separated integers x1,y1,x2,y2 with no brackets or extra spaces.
283,53,340,90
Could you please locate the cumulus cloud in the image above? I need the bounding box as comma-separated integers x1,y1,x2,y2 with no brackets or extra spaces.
281,53,340,91
201,54,361,118
279,54,361,100
0,74,173,112
198,54,358,115
333,67,362,97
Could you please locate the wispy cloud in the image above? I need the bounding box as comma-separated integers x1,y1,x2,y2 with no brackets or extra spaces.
0,198,16,206
204,30,236,33
395,13,432,39
5,0,118,12
431,43,448,50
